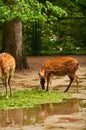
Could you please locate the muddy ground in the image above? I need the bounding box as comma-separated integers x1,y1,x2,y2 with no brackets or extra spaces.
0,55,86,130
12,55,86,92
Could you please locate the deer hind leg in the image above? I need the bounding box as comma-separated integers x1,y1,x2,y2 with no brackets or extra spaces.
64,73,78,92
64,76,73,92
4,77,9,98
73,74,79,92
70,74,79,92
8,74,12,97
46,76,50,91
1,78,5,96
8,69,14,97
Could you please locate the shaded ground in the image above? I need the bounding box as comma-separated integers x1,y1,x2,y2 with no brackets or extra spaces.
0,55,86,130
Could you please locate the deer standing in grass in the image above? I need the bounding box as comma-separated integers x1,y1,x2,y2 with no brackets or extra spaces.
39,57,79,92
0,53,16,98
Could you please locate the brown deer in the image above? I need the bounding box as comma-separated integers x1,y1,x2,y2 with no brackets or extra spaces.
0,53,16,98
39,57,79,92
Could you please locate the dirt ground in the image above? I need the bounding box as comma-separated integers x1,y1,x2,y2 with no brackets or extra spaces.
12,55,86,92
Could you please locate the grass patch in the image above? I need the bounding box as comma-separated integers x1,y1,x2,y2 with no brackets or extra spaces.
40,49,86,56
0,90,70,110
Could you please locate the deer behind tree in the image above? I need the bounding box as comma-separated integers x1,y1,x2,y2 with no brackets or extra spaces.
0,53,16,98
39,57,79,92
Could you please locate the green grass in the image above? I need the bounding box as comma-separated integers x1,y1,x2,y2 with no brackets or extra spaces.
0,90,70,110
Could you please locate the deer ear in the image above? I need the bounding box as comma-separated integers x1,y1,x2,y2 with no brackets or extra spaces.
38,69,45,77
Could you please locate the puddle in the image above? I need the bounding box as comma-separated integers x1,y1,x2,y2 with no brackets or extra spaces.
0,93,85,129
0,98,79,127
0,95,86,130
0,98,86,130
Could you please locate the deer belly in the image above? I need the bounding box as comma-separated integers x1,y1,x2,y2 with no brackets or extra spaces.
53,70,67,76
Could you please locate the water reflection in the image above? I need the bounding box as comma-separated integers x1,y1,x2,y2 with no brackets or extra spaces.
0,98,78,127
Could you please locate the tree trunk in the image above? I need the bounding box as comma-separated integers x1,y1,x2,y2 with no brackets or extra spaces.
2,20,29,70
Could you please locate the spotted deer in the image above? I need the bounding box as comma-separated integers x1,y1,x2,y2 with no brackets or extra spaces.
39,57,79,92
0,53,16,98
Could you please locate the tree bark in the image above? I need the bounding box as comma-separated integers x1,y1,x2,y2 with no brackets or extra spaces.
2,20,29,70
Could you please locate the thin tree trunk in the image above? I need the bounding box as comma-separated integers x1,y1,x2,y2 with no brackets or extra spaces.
2,20,29,70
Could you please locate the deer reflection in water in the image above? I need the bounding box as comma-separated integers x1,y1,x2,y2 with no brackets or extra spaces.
0,98,78,127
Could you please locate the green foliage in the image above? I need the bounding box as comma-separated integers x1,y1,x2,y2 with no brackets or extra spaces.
0,0,46,23
0,0,86,55
24,17,86,55
0,0,67,23
23,0,86,56
0,90,70,110
52,0,85,17
46,1,67,18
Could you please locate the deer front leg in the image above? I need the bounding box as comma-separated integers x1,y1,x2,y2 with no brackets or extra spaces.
46,73,53,92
